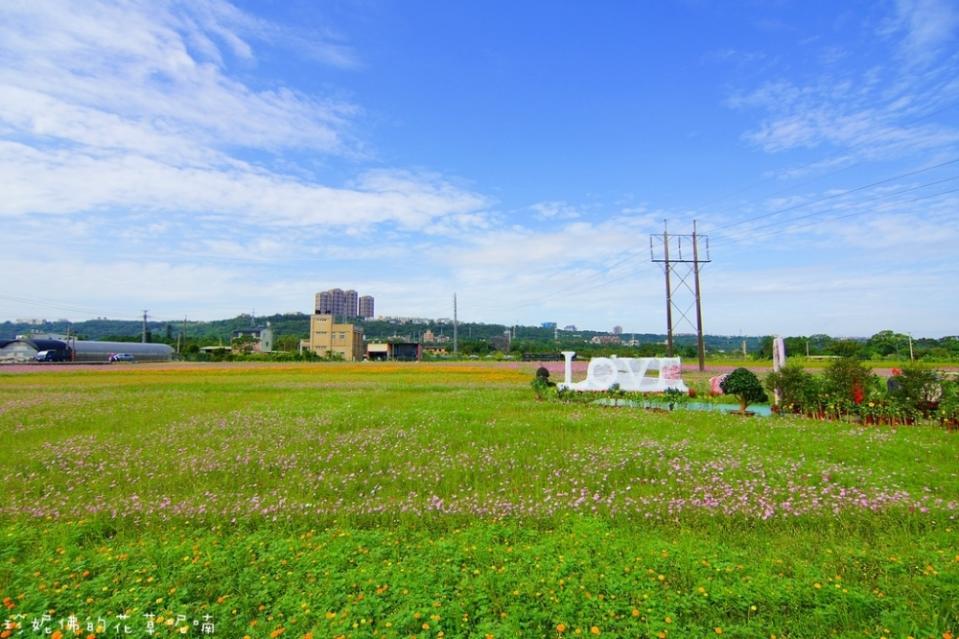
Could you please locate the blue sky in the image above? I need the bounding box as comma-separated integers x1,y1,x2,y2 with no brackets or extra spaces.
1,0,958,337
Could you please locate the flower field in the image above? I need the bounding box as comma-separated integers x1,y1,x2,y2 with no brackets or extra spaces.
1,363,957,638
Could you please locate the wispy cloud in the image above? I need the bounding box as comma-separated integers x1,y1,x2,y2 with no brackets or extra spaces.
727,1,959,169
529,201,581,220
729,74,959,158
0,1,489,233
881,0,959,64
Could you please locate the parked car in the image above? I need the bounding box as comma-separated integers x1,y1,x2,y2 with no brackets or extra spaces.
109,353,135,363
34,350,64,362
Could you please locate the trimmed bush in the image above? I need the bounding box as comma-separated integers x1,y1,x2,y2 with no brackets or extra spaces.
720,367,768,414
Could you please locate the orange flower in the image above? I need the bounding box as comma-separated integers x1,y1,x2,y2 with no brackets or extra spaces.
556,623,566,633
52,631,63,639
269,628,285,639
1,597,14,610
590,627,601,635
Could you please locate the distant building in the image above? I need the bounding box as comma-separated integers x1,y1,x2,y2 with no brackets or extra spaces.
315,288,371,318
612,325,623,335
376,316,430,324
0,338,173,363
305,314,364,361
366,341,422,361
422,329,435,342
330,288,347,317
358,295,374,318
315,290,332,314
231,324,273,353
344,289,359,317
591,334,622,345
563,325,577,331
541,322,557,329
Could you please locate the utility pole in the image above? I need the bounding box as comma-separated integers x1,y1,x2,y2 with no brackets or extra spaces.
453,293,458,357
692,219,706,372
662,220,674,355
650,220,711,371
142,310,149,343
177,316,187,354
908,333,914,361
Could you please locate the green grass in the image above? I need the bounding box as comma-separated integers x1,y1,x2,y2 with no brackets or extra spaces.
1,362,957,639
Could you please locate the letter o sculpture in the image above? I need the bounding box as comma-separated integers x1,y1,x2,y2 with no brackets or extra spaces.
586,357,618,389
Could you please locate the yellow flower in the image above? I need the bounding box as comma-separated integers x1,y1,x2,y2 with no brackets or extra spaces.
590,627,601,635
631,609,639,618
714,628,723,635
664,616,672,624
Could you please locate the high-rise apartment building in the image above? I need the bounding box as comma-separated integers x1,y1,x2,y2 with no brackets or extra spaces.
315,288,372,318
358,295,374,319
344,290,359,318
315,291,332,314
327,288,345,317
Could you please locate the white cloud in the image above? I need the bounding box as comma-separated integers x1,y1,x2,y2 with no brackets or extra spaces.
0,1,490,233
883,0,959,64
727,2,959,166
529,201,581,220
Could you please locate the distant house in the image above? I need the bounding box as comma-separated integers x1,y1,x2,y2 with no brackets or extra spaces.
366,341,422,361
231,323,274,353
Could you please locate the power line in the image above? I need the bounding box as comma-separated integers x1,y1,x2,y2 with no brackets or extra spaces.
709,156,959,239
682,98,959,217
722,183,959,247
711,172,959,246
